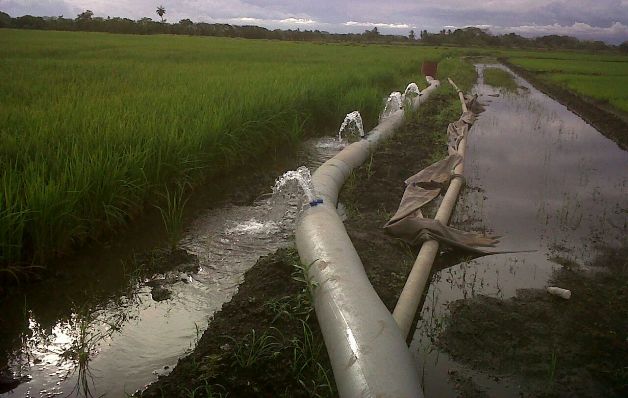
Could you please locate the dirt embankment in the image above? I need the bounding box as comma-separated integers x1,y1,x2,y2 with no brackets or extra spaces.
501,58,628,151
141,248,336,397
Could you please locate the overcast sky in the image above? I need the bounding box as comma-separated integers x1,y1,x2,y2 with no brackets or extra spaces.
2,0,627,43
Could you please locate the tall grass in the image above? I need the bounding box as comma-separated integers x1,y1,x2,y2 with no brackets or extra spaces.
0,29,448,265
155,184,190,251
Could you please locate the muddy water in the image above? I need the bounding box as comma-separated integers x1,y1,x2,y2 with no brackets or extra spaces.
410,65,628,396
0,137,344,397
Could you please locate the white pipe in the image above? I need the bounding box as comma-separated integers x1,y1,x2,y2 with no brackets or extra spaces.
392,78,469,338
296,79,439,398
547,286,571,299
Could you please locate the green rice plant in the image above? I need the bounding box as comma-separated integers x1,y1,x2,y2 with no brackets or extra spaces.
0,29,455,265
228,328,282,368
290,320,321,375
438,56,478,92
291,259,319,312
403,96,418,123
547,348,559,387
0,171,29,264
265,293,312,323
507,53,628,113
155,184,190,251
365,153,375,180
290,320,334,397
62,310,100,398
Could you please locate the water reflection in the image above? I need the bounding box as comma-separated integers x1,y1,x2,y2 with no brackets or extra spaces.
1,136,343,397
410,64,628,397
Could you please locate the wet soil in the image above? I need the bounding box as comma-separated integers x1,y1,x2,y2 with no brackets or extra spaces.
501,58,628,150
339,89,477,311
140,248,335,397
438,247,628,397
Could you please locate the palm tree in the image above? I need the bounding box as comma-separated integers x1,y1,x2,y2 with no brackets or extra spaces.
156,5,166,23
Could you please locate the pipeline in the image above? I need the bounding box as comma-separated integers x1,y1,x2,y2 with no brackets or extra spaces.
392,78,470,338
295,78,439,397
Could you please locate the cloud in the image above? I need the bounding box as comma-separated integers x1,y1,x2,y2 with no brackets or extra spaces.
344,20,413,29
454,21,628,43
1,0,626,42
279,17,317,25
230,16,264,24
227,16,319,29
0,0,79,17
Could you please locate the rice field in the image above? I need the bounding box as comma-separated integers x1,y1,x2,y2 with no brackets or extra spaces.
506,51,628,112
0,29,448,264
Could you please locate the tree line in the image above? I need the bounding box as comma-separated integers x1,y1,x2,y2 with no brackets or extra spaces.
1,10,625,52
419,27,624,52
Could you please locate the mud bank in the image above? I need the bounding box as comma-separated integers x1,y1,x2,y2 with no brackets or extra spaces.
501,58,628,150
438,247,628,397
140,248,335,397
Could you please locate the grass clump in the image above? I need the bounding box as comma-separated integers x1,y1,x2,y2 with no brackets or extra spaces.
154,184,190,251
484,67,518,91
228,328,282,369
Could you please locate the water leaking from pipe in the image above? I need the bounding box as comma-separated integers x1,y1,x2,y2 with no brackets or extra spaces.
380,91,403,122
338,111,365,141
296,77,440,398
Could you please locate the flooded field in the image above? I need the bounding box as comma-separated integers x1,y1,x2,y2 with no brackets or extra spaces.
0,137,344,397
411,65,627,396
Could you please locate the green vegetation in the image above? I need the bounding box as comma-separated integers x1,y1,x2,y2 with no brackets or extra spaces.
437,56,477,92
0,29,447,266
427,57,478,163
2,27,623,271
507,53,628,112
483,67,518,91
155,184,190,251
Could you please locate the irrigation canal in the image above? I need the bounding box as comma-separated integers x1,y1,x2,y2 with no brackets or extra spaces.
410,65,627,396
1,64,626,397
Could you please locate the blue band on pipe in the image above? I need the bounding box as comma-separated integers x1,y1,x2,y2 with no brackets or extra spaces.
309,198,324,207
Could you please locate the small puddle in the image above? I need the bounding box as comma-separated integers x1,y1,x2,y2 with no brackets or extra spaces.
0,136,345,397
410,64,627,396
